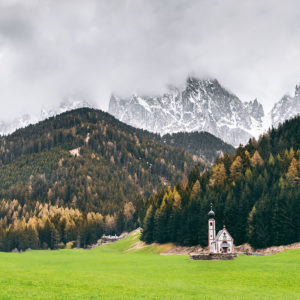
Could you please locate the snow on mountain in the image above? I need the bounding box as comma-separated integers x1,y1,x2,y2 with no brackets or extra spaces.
245,98,264,124
270,85,300,128
109,77,265,147
1,79,298,147
0,99,92,136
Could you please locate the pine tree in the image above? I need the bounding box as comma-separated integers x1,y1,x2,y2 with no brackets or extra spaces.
210,163,226,186
250,150,264,168
230,156,243,180
286,158,299,186
188,166,200,187
141,205,155,243
116,211,125,235
268,154,275,166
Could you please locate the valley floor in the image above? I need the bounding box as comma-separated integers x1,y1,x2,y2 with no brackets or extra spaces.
0,232,299,299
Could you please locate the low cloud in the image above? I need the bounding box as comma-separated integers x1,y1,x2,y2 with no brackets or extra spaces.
0,0,300,120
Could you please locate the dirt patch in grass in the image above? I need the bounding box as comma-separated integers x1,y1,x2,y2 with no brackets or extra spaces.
235,243,255,253
257,242,300,255
235,242,300,255
161,242,300,256
126,241,148,252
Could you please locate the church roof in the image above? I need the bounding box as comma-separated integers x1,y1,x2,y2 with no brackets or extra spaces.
214,227,233,242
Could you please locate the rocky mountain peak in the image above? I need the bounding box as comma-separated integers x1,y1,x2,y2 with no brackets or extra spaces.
270,85,300,127
108,77,265,147
295,84,300,97
245,98,264,121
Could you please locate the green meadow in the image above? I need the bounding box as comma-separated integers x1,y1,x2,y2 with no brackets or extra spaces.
0,232,299,300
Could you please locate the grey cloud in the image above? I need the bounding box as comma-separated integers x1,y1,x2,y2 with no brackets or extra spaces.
0,0,300,120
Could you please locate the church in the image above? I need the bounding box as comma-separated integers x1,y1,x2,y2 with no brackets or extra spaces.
208,204,234,254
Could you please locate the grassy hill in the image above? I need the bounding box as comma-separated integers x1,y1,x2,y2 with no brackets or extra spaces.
0,232,299,299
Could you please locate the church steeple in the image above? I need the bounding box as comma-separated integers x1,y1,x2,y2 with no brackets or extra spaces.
208,203,216,253
208,203,215,219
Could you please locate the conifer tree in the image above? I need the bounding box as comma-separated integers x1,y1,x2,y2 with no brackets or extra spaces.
286,158,299,186
250,150,264,167
210,163,226,186
230,156,243,180
191,180,201,198
141,205,155,244
268,154,275,166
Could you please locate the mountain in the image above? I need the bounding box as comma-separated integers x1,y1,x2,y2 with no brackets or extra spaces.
2,78,298,150
0,107,235,252
109,77,265,147
270,85,300,128
0,99,92,136
0,107,205,251
245,98,265,123
0,108,201,213
162,131,235,163
141,116,300,248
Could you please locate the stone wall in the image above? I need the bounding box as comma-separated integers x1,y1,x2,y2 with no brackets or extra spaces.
190,253,237,260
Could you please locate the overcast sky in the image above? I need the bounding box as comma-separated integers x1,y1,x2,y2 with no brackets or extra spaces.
0,0,300,120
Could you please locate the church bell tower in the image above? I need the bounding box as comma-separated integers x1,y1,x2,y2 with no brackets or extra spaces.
208,203,216,253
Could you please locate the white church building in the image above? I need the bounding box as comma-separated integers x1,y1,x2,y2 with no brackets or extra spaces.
208,204,234,254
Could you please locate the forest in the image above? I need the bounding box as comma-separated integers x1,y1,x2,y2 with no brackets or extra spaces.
0,108,202,251
162,131,235,163
0,108,298,251
142,116,300,249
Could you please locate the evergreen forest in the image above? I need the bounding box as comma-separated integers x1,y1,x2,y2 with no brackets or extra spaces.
141,116,300,249
0,108,202,251
0,107,298,252
162,131,235,163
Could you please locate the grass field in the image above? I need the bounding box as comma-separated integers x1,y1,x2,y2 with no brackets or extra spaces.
0,232,299,299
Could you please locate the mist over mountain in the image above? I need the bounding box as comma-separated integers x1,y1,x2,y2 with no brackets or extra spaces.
109,77,264,147
1,77,299,149
109,77,300,147
0,99,92,136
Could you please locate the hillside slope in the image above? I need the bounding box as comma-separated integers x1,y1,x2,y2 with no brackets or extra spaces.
142,116,300,249
162,131,235,163
0,107,200,213
0,108,203,251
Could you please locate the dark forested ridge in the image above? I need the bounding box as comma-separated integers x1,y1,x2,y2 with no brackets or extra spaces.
141,116,300,249
0,108,199,208
0,108,204,251
162,131,235,163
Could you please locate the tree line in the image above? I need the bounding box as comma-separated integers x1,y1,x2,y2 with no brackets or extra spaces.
142,117,300,249
0,198,141,251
